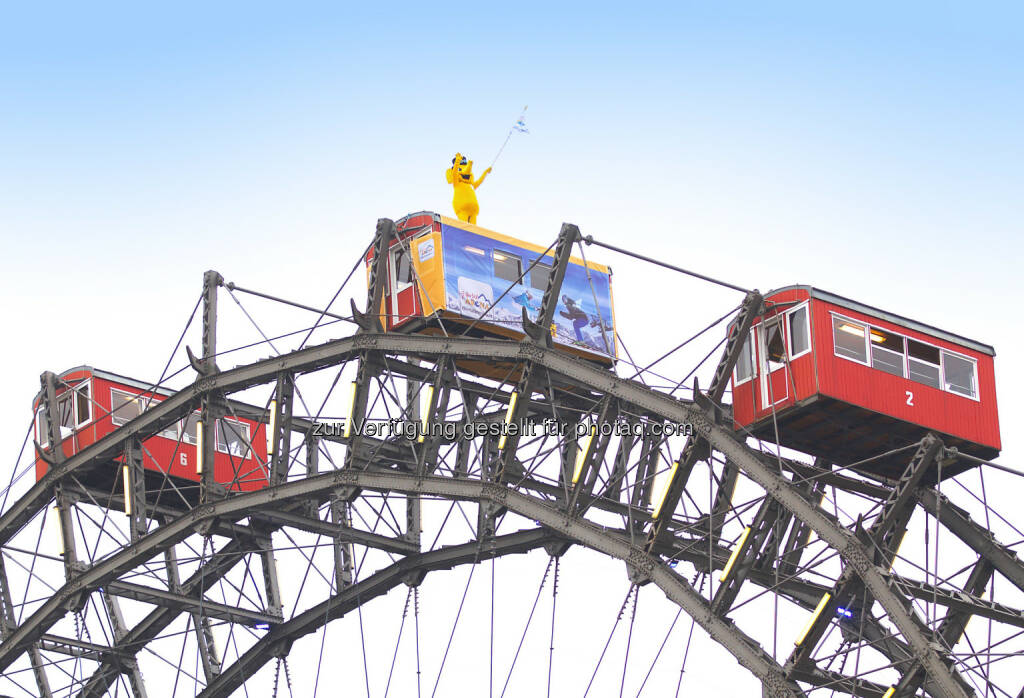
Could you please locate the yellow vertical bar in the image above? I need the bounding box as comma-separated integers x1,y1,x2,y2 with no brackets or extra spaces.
417,385,435,444
651,459,680,520
342,382,357,439
572,425,596,484
719,526,752,582
498,392,518,450
51,505,64,557
122,465,131,516
794,592,832,646
268,399,277,456
196,421,204,474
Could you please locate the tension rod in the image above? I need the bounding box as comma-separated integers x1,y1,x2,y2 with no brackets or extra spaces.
582,235,751,294
225,282,357,324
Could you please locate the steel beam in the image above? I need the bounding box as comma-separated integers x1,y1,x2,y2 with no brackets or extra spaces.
39,371,65,465
124,438,147,541
778,460,827,579
250,508,419,555
0,552,52,698
784,436,941,676
196,529,560,698
919,487,1024,594
893,557,995,697
257,532,284,621
405,360,424,548
269,372,295,486
657,528,1024,630
37,633,127,662
104,580,282,628
101,591,148,697
496,222,579,482
523,341,969,698
329,497,354,589
302,432,320,519
569,397,618,512
76,537,253,697
4,471,803,696
711,489,787,615
160,535,222,684
197,271,223,505
646,290,762,550
357,218,395,332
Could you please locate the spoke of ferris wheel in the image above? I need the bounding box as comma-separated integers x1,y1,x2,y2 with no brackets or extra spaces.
948,475,1024,543
1,419,35,513
498,556,553,698
583,584,637,698
430,561,478,698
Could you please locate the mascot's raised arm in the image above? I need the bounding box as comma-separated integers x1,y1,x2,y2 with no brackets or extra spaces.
445,153,491,224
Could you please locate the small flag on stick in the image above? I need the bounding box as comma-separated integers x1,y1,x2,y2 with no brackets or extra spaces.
490,105,529,169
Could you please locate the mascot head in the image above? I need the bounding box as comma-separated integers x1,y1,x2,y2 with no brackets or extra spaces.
450,154,473,183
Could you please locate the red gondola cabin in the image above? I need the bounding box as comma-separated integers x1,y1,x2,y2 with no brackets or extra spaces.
730,286,1000,480
33,367,270,500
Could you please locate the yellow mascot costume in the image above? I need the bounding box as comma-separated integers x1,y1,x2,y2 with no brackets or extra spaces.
446,153,491,224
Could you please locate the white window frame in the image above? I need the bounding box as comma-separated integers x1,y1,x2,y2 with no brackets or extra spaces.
732,333,756,386
54,391,76,436
217,418,252,459
388,241,417,324
762,316,788,373
35,407,48,448
940,350,980,402
492,249,524,286
140,396,180,440
756,320,790,409
182,411,201,446
390,241,415,293
870,343,906,378
831,312,981,402
786,303,812,360
74,380,93,428
110,388,142,427
905,336,941,389
34,391,85,449
831,313,870,367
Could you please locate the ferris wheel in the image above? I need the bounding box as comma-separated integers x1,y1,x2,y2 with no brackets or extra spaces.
1,214,1021,698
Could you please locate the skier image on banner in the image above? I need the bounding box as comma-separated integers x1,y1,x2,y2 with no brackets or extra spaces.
513,289,540,314
559,295,589,342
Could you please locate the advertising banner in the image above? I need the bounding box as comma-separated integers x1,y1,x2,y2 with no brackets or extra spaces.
441,223,615,359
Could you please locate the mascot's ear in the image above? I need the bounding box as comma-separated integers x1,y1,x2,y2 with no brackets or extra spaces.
452,157,457,164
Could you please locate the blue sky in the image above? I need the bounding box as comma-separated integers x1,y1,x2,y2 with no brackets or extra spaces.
3,3,1021,282
5,1,1020,407
2,3,1023,694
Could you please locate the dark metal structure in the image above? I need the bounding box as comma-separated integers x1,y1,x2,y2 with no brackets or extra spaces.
1,219,1021,697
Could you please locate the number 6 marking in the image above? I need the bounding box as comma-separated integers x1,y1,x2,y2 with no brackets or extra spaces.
905,390,914,406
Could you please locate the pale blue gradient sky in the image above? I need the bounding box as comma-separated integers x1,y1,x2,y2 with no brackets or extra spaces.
5,1,1020,418
1,2,1023,694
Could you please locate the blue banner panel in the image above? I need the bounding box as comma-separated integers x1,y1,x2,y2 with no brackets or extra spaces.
441,223,616,359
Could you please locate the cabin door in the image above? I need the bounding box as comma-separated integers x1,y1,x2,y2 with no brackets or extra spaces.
386,241,419,329
756,317,789,413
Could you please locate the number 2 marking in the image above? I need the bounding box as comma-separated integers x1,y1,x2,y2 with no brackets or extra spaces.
905,391,914,406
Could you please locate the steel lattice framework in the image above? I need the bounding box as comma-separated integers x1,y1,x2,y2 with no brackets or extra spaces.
2,219,1022,697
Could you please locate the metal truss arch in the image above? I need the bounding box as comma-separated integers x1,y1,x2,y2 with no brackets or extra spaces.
3,333,1022,697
